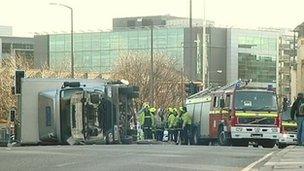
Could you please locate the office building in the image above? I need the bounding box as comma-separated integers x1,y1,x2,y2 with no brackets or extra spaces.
34,15,280,87
0,36,34,66
227,28,279,87
0,26,12,36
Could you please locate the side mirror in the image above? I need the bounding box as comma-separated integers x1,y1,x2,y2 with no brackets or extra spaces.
219,99,225,108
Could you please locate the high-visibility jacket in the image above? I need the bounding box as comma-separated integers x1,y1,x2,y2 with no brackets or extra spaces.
174,114,183,128
139,109,154,127
168,113,176,129
182,112,192,126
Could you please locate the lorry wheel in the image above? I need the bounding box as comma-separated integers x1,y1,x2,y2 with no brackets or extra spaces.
231,139,248,147
191,130,198,145
261,140,276,148
106,132,114,144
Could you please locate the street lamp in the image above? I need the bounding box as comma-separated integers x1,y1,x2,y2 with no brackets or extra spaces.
50,2,74,78
149,20,154,106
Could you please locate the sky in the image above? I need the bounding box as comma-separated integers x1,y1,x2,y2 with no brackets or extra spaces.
0,0,304,37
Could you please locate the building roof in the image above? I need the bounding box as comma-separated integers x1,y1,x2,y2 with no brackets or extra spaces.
113,15,185,20
295,22,304,32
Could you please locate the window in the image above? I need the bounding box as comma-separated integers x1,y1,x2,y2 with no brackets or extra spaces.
213,97,217,108
238,44,254,48
225,94,231,108
127,20,136,28
45,106,52,127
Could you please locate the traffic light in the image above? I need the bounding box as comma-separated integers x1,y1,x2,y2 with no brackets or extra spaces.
15,70,25,95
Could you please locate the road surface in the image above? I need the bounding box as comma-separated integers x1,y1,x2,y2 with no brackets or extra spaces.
0,145,276,171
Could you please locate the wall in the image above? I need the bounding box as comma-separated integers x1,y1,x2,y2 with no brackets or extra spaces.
34,35,49,69
207,27,227,86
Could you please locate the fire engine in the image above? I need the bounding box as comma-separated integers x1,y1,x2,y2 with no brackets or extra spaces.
186,80,280,148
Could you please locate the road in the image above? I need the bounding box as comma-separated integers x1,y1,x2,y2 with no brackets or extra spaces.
0,145,277,171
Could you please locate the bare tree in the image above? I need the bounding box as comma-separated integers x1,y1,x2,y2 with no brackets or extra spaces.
112,52,186,110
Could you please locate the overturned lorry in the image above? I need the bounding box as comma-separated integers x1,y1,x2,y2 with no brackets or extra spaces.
16,77,138,145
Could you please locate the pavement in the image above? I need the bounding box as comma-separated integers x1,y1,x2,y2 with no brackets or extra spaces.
0,145,275,171
259,146,304,171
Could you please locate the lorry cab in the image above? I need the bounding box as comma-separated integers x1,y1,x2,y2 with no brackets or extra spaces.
69,91,105,145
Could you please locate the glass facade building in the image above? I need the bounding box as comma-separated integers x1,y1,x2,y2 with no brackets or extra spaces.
227,28,279,85
49,27,184,72
34,18,281,85
0,36,34,66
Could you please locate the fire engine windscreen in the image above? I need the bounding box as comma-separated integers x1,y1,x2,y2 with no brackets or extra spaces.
235,91,277,111
235,91,278,125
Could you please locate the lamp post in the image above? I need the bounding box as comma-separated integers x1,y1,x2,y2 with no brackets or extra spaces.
189,0,193,80
150,21,154,106
50,2,74,78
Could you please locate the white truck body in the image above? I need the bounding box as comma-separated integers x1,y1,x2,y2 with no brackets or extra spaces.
19,78,105,144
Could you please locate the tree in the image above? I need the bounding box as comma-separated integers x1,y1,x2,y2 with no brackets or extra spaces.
111,52,186,110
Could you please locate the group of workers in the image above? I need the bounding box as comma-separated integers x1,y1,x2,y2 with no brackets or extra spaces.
139,103,192,144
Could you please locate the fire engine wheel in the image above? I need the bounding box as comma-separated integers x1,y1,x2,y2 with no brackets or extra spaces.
278,143,287,149
218,131,229,146
261,140,276,148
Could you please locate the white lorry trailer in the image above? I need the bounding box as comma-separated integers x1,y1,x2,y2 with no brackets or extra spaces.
16,77,138,145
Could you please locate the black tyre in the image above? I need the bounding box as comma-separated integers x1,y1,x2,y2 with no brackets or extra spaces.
218,130,229,146
278,143,287,149
106,132,114,144
261,140,276,148
191,130,198,145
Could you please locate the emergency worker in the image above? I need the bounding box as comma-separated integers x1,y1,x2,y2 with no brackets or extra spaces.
291,93,304,145
180,106,192,145
149,107,157,139
174,108,183,144
167,108,176,142
139,104,154,139
154,108,165,141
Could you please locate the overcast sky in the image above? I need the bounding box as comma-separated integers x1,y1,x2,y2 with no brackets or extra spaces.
1,0,304,37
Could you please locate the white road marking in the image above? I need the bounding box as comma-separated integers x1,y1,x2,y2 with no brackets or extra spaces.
265,161,304,166
56,162,77,167
241,152,274,171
